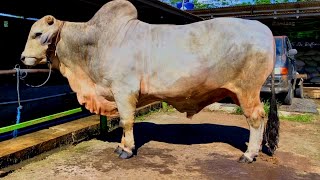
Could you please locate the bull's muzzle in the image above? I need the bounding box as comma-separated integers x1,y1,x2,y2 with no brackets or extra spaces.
20,55,25,62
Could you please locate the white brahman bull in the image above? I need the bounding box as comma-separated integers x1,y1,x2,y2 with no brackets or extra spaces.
21,0,279,163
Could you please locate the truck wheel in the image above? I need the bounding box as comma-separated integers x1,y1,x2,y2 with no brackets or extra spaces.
283,85,294,105
295,83,304,98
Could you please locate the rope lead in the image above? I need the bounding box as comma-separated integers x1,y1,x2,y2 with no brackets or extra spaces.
12,62,52,138
13,66,22,138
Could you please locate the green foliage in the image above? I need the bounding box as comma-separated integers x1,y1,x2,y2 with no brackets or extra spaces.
234,101,271,115
236,2,253,6
135,114,147,122
135,102,176,122
235,106,244,115
193,0,209,9
162,102,168,110
169,0,181,5
222,1,228,5
296,31,318,39
135,108,160,122
161,102,176,112
254,0,272,5
280,114,314,123
274,0,290,3
234,101,314,123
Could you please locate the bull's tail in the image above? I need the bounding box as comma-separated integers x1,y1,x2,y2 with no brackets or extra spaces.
265,59,280,155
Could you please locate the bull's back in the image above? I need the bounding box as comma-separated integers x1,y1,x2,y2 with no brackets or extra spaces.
145,18,274,97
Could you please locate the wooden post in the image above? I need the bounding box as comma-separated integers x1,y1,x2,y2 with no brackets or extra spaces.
100,115,108,137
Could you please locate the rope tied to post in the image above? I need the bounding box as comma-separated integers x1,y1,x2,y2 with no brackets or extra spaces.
12,63,52,137
13,65,23,137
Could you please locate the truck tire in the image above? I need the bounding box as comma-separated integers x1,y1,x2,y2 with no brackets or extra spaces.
295,82,304,98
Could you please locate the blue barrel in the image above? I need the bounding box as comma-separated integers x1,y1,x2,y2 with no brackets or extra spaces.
176,2,194,10
184,2,194,10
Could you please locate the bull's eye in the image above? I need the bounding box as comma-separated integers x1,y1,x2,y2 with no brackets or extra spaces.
34,32,42,38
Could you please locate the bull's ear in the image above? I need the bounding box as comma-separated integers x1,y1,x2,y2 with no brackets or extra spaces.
40,31,54,45
45,16,55,26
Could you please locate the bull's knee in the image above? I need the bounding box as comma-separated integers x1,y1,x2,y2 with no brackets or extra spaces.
244,104,265,128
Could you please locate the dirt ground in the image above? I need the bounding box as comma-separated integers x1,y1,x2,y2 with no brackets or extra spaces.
2,110,320,180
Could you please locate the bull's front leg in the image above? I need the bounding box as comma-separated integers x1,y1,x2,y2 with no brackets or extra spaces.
112,89,138,159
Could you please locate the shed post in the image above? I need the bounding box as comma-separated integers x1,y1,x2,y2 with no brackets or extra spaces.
100,115,108,136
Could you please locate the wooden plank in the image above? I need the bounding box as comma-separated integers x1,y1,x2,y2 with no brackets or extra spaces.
303,87,320,99
296,74,308,79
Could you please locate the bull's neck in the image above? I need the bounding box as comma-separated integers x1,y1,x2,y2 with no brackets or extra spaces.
53,19,137,79
53,21,95,75
56,19,132,62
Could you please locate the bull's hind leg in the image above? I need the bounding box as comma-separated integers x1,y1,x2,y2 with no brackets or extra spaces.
113,91,138,159
237,90,266,163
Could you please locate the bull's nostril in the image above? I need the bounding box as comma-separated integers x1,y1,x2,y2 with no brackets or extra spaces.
20,55,25,61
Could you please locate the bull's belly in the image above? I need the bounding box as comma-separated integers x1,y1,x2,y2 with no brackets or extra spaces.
139,88,237,116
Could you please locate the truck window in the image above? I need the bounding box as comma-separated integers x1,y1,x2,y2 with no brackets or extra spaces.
283,37,287,53
275,38,283,56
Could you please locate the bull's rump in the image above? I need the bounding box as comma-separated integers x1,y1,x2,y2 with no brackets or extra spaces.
142,17,274,111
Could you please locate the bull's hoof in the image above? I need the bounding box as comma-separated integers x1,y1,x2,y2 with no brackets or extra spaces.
238,155,254,163
114,146,123,155
119,151,133,159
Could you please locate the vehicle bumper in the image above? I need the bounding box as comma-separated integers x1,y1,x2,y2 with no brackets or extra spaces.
261,76,290,94
260,86,289,94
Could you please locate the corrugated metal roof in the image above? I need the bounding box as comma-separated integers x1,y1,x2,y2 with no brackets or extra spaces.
187,1,320,19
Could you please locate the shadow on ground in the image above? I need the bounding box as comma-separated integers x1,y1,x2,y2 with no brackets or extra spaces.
100,122,253,153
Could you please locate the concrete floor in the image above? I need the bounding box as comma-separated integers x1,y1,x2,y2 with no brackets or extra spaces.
2,111,320,180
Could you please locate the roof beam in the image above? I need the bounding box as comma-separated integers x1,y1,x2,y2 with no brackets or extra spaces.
188,2,320,20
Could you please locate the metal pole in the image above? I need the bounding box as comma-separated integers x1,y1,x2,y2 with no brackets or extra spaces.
0,69,50,75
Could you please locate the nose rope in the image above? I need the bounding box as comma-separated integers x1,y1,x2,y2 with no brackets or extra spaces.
18,62,52,88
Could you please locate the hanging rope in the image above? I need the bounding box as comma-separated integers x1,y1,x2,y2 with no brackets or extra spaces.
13,65,23,138
12,63,52,138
